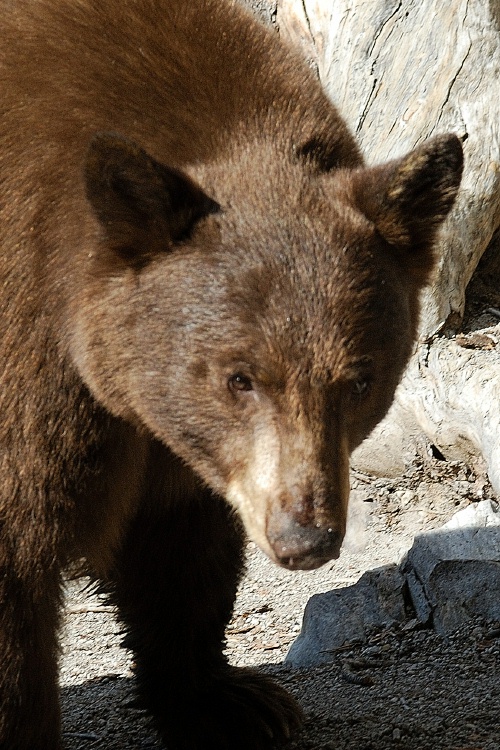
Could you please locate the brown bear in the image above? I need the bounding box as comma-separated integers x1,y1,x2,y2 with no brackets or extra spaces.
0,0,462,748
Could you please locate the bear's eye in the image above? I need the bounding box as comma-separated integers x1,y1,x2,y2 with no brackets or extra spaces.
228,372,254,394
352,378,371,399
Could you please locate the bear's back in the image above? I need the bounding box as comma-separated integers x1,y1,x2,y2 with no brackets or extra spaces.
0,0,358,174
0,0,359,321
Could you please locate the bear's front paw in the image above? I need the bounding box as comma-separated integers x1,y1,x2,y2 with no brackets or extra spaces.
155,666,303,749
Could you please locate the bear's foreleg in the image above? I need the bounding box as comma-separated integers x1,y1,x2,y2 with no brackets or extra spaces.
0,553,62,750
107,487,302,749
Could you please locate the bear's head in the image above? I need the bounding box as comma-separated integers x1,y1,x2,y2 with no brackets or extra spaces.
74,132,462,569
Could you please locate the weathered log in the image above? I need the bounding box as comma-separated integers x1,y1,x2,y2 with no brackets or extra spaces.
278,0,500,491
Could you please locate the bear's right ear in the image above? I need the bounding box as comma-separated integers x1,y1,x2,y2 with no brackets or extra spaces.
84,132,219,264
351,134,463,285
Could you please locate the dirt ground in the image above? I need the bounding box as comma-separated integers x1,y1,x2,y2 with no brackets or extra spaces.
60,452,500,750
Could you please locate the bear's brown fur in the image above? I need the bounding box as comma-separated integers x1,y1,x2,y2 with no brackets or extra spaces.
0,0,462,747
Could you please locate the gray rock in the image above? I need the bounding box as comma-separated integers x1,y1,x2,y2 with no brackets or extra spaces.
402,499,500,634
286,500,500,667
285,565,406,667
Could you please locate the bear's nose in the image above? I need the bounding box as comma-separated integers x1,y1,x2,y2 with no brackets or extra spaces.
268,523,344,570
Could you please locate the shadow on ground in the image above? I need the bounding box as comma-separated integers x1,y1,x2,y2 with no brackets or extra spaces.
61,630,499,750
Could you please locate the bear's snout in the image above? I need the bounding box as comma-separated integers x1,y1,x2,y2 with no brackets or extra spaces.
266,515,344,570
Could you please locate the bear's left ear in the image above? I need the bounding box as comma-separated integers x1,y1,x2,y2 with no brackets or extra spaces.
351,134,463,283
84,132,219,264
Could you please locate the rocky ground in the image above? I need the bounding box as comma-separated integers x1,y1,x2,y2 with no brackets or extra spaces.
60,453,500,750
